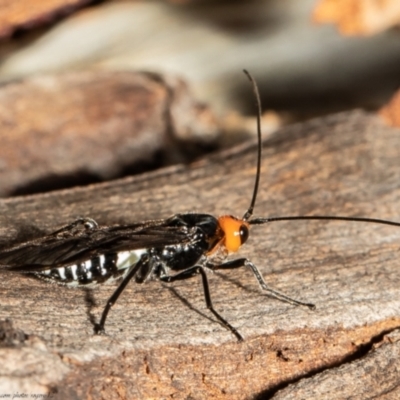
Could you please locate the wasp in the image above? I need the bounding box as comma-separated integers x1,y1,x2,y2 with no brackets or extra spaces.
0,71,399,342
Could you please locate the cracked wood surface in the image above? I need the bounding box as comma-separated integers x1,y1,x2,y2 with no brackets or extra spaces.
0,110,400,398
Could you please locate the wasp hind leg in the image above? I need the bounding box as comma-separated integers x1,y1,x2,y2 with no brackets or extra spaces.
211,258,315,309
51,217,99,237
160,266,244,341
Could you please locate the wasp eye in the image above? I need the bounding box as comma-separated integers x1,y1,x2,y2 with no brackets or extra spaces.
239,224,249,245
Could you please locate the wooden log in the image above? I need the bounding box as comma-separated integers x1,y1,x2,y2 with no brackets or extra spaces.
0,70,218,197
0,110,400,399
273,329,400,399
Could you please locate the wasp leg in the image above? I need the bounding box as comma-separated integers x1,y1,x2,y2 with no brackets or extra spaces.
211,258,315,309
94,255,148,334
160,266,244,342
51,217,99,236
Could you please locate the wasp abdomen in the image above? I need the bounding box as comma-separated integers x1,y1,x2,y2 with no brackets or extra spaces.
35,250,147,287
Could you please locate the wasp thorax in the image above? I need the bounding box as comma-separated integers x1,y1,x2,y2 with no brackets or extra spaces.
218,215,250,253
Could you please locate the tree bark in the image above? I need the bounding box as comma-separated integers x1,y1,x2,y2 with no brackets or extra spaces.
0,110,400,399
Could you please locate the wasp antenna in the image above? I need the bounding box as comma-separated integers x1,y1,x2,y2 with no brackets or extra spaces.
242,69,262,222
250,215,400,227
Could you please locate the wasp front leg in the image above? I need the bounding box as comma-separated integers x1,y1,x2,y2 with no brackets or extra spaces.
160,266,244,341
210,258,315,309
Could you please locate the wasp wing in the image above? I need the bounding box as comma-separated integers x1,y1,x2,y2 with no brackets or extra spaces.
0,218,191,272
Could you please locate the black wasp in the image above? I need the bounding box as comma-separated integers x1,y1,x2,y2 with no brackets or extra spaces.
1,71,400,342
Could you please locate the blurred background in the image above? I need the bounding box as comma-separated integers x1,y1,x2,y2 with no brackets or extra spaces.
1,0,400,196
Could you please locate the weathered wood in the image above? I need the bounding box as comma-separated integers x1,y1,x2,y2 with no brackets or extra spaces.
0,71,218,197
0,110,400,399
273,329,400,399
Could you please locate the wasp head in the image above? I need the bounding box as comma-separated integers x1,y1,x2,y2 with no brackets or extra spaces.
218,215,250,253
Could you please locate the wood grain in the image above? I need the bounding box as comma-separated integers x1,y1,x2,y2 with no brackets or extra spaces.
0,71,218,197
0,110,400,398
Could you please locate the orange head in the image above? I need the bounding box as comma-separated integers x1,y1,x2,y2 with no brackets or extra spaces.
217,215,250,253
